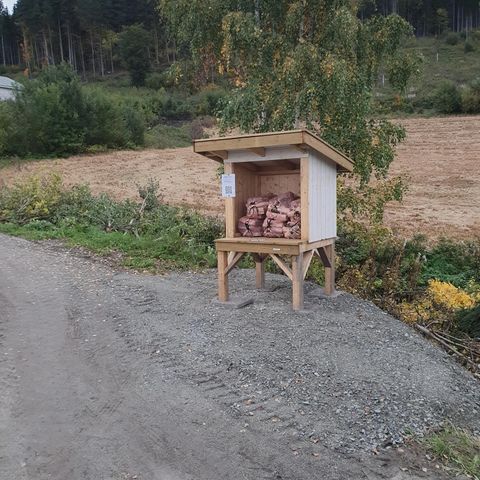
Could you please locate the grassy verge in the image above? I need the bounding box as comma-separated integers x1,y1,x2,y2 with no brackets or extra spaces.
0,222,217,271
423,424,480,479
0,175,222,272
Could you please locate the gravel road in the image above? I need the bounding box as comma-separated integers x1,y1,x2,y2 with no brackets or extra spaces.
0,233,479,480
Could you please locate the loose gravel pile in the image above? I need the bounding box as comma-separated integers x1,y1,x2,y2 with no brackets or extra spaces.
106,267,480,453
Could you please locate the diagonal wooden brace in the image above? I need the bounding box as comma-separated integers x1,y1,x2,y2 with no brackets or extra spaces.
224,252,245,275
269,254,293,281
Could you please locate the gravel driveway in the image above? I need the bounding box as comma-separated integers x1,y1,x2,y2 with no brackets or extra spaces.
0,233,478,480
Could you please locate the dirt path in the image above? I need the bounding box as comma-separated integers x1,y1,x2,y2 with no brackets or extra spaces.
1,233,479,479
1,115,479,239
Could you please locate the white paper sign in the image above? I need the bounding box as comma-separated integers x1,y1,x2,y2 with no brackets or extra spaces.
221,174,236,198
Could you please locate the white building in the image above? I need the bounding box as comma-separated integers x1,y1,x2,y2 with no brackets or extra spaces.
0,76,21,101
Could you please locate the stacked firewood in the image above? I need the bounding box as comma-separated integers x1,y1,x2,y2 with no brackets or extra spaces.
238,192,301,239
238,195,272,237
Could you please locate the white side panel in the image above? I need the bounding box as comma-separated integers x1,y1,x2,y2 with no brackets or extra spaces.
0,88,14,101
308,151,337,241
227,145,305,163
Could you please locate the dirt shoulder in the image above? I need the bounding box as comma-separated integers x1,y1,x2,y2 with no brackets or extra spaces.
1,115,480,239
1,233,478,479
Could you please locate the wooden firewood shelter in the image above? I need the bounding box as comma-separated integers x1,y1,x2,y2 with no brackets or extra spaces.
193,130,354,310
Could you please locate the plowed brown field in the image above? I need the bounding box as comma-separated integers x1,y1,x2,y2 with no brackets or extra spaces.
1,115,479,239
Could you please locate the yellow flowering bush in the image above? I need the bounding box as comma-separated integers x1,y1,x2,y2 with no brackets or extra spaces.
428,279,476,310
397,279,477,326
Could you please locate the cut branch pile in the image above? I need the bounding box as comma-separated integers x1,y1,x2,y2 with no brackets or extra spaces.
415,324,480,379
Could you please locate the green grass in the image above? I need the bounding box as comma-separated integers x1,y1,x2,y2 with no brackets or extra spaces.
0,222,217,272
423,424,480,479
145,124,191,149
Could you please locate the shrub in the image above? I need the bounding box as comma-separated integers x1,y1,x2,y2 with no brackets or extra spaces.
432,82,462,114
0,65,145,158
0,174,63,224
145,72,165,90
445,32,459,45
9,65,87,156
122,103,145,145
0,174,223,269
84,88,130,148
0,102,12,156
423,238,480,288
464,40,475,53
461,78,480,113
472,30,480,42
192,87,228,116
457,305,480,338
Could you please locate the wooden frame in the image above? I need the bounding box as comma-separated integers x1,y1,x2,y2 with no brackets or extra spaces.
193,129,353,310
216,238,336,310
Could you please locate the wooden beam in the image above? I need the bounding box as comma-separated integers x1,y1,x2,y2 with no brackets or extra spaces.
224,252,244,275
194,131,304,154
302,250,315,280
300,157,309,241
324,244,335,296
256,169,300,176
293,143,308,153
235,162,259,172
269,254,293,281
218,251,229,302
207,150,228,160
316,247,332,268
252,253,267,289
248,147,266,157
292,253,304,310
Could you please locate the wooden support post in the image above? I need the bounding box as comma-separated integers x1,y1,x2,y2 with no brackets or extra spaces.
292,253,304,311
253,254,266,289
217,250,229,302
324,243,335,296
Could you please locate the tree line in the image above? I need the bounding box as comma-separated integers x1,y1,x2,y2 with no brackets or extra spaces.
0,0,166,75
359,0,480,35
0,0,479,74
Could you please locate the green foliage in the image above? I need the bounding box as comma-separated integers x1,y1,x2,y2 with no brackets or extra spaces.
0,65,146,158
334,221,425,309
387,51,423,94
0,174,222,270
162,3,416,223
457,305,480,338
462,78,480,113
83,88,145,148
445,32,459,45
8,65,87,156
144,124,191,149
145,72,165,90
423,239,480,289
464,40,476,53
0,173,63,224
118,25,151,87
432,81,462,114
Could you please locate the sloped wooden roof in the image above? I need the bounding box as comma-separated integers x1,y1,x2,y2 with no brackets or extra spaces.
193,129,354,173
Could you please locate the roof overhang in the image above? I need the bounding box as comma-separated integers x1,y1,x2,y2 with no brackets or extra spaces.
193,129,354,173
